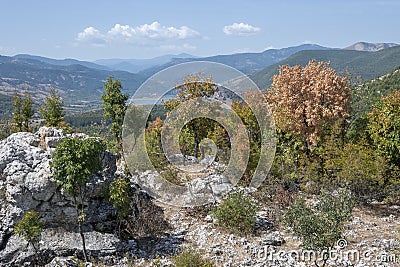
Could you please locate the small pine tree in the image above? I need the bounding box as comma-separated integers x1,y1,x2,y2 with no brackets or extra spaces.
101,76,129,152
12,92,23,132
21,92,34,132
40,88,65,127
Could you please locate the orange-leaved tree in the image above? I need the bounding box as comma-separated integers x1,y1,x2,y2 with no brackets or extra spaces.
266,60,350,151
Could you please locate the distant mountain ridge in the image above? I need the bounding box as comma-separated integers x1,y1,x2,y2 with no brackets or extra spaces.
251,45,400,89
94,53,196,73
0,55,144,109
344,42,399,52
138,44,332,77
14,54,112,71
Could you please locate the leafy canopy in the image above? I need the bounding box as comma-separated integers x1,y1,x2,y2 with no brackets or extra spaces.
14,210,43,247
109,176,132,218
368,90,400,167
266,60,350,148
51,137,106,196
164,74,220,159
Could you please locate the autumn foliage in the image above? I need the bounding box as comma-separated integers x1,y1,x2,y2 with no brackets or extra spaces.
266,60,351,148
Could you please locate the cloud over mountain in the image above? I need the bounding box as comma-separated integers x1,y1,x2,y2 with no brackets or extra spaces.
223,22,260,36
76,26,106,46
76,21,201,46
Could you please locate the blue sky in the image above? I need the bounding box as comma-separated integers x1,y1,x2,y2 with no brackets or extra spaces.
0,0,399,61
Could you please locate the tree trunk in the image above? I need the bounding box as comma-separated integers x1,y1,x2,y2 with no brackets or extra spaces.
74,195,89,262
79,221,88,262
192,125,199,159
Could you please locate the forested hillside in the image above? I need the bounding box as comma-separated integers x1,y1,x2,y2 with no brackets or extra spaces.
251,46,400,89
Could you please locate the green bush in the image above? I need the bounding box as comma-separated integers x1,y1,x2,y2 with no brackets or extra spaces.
173,249,213,267
212,190,258,235
109,176,132,219
368,90,400,167
283,189,354,251
14,210,43,252
326,141,396,202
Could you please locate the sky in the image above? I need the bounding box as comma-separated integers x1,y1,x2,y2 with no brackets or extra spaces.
0,0,399,61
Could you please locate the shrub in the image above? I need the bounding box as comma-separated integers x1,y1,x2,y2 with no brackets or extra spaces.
14,210,44,264
326,141,394,202
109,176,131,219
212,190,258,235
173,249,214,267
283,189,354,251
109,178,169,239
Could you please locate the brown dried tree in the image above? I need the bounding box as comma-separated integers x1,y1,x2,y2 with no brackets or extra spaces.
266,60,350,150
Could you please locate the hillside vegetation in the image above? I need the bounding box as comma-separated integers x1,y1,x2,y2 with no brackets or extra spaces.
251,46,400,89
0,55,144,106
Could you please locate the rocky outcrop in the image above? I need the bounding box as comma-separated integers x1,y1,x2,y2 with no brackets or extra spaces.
0,128,156,266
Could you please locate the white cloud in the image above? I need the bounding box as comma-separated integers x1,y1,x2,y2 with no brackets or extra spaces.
76,26,106,46
223,22,261,36
76,22,200,46
108,24,135,38
76,27,103,41
134,21,200,40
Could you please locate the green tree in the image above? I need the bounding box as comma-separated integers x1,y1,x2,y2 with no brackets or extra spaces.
231,100,261,182
14,210,43,263
51,137,106,262
21,91,34,132
109,176,131,219
101,76,129,151
164,75,219,158
40,88,65,127
12,92,23,132
325,141,391,201
368,90,400,167
108,176,133,237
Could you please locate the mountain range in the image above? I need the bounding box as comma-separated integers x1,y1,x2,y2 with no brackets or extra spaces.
251,45,400,88
0,55,144,108
94,53,196,73
344,42,399,52
137,44,331,77
0,42,399,113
